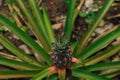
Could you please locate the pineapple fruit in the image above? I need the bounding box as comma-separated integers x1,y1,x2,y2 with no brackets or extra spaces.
50,38,72,69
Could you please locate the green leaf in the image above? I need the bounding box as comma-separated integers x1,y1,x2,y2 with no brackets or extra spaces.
74,0,114,56
15,0,51,51
0,14,52,65
21,26,29,33
0,35,44,67
5,0,15,4
85,43,120,65
58,69,66,80
72,69,111,80
79,11,87,17
46,75,58,80
78,26,120,61
10,11,18,15
28,0,45,34
85,61,120,71
100,69,120,78
64,0,77,40
64,0,70,3
42,4,55,43
31,68,52,80
9,17,15,23
73,0,85,25
70,42,78,51
0,26,5,31
87,11,96,19
0,56,41,70
0,70,40,79
93,3,99,9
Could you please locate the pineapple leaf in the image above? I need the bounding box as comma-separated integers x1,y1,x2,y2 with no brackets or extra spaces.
31,67,56,80
64,0,77,40
100,69,120,78
58,69,66,80
0,35,44,67
78,26,120,61
0,56,41,70
42,4,56,44
0,70,40,79
72,69,111,80
74,0,114,56
85,61,120,71
0,14,52,65
85,43,120,65
15,0,51,51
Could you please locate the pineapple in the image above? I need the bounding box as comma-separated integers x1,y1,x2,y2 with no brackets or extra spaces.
50,38,72,69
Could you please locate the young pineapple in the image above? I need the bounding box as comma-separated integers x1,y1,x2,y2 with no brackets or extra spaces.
50,38,72,69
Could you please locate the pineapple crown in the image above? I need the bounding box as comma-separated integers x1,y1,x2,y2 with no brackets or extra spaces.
52,37,71,54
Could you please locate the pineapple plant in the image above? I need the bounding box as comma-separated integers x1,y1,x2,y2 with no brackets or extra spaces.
0,0,120,80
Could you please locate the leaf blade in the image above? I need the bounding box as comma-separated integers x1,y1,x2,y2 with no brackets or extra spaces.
0,56,41,70
42,4,55,43
0,14,52,65
78,26,120,61
85,61,120,71
0,70,40,79
31,67,51,80
85,43,120,65
74,0,114,56
64,0,77,40
0,35,43,67
72,69,111,80
58,69,66,80
15,0,51,51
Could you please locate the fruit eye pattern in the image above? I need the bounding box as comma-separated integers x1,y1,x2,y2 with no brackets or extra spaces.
50,39,72,69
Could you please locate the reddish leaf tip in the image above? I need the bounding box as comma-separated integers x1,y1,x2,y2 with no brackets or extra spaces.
72,57,82,63
48,66,57,77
